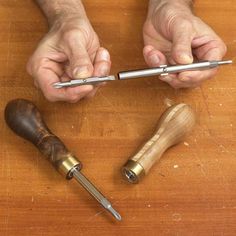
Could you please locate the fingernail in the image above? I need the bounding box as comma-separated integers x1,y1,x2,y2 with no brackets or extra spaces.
99,65,109,76
98,49,110,61
149,54,160,65
179,54,193,64
74,66,90,79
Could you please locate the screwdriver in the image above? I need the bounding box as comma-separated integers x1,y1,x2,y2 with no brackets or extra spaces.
4,99,121,221
53,60,232,88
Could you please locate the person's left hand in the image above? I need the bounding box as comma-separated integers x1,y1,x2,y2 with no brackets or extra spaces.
27,16,111,103
143,1,227,88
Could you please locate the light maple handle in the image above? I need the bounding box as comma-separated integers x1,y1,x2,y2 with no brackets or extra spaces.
122,103,196,183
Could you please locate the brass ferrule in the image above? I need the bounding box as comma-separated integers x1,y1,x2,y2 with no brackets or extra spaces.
58,154,82,179
121,160,145,184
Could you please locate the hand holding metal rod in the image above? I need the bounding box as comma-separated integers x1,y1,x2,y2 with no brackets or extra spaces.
4,99,121,221
53,60,232,88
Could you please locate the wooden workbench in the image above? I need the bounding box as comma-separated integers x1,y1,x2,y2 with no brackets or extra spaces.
0,1,235,235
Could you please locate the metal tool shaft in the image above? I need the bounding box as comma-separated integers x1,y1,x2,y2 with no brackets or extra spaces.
118,60,232,80
4,99,121,222
72,168,121,221
53,76,116,88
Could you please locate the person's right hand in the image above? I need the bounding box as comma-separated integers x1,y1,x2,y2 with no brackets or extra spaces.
27,16,111,102
143,1,227,88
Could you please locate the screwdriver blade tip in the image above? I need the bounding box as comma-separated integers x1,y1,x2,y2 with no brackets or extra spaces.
108,206,122,221
217,60,233,65
53,83,63,89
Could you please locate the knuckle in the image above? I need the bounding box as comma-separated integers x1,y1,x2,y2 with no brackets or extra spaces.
169,15,193,32
28,57,46,75
62,28,84,44
178,19,192,31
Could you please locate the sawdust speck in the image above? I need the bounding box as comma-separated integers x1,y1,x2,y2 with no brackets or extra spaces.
184,142,189,146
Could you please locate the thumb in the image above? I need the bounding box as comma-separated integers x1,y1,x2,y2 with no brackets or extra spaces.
171,20,194,64
66,39,94,79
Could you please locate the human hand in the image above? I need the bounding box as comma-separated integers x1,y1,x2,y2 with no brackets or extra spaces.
143,0,227,88
27,16,111,102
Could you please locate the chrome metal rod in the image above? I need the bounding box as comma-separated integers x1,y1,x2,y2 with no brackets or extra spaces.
118,60,233,80
53,76,116,89
72,168,121,221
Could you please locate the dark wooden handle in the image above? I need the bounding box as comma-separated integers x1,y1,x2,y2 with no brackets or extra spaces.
4,99,78,175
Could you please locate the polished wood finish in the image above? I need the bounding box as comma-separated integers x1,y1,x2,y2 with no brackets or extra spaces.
127,104,196,176
5,99,80,179
0,0,235,235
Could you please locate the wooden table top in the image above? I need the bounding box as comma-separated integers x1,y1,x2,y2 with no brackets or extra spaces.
0,1,235,235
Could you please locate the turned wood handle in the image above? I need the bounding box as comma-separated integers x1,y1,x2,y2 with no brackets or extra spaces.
4,99,81,178
122,103,196,183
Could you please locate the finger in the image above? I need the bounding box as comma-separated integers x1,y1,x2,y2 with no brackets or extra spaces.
27,57,65,87
177,68,218,85
57,73,95,102
170,19,195,64
36,67,94,102
177,39,226,84
64,35,94,79
192,36,227,60
159,74,193,88
143,45,167,67
84,47,111,98
64,85,94,103
85,87,99,99
159,74,177,84
167,77,187,89
93,47,111,77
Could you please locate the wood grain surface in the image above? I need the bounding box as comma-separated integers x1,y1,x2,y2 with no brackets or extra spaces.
0,1,235,235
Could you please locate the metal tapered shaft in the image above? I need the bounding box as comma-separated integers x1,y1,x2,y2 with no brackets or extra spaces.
217,60,233,65
72,168,122,221
53,76,116,88
4,99,121,222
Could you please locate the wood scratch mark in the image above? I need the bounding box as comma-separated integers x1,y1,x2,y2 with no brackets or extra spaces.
196,126,231,209
200,86,212,118
199,124,233,154
196,87,234,154
193,153,207,177
87,210,105,222
86,196,128,222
